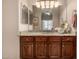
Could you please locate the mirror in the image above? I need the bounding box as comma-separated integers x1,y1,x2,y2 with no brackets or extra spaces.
31,0,69,33
19,0,77,33
19,4,29,32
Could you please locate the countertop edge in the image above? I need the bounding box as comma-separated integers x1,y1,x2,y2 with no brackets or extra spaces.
19,32,76,36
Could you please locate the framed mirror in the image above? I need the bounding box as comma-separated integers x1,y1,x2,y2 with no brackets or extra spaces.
18,0,77,33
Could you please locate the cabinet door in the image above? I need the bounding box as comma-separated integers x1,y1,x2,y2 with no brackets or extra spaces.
20,36,33,59
22,43,33,58
48,37,61,59
62,42,74,59
49,42,61,58
35,42,47,58
35,37,47,58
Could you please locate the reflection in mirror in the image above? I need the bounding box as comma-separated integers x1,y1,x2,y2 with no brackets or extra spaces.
19,0,77,33
41,12,53,31
22,5,28,24
19,4,29,32
28,10,33,31
29,0,68,32
32,17,39,31
72,10,77,29
29,11,33,25
39,0,67,32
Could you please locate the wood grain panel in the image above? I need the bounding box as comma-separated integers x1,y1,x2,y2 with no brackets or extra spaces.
20,36,76,59
62,42,74,59
22,43,33,58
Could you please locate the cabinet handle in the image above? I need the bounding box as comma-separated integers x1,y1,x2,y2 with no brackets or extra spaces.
62,45,64,47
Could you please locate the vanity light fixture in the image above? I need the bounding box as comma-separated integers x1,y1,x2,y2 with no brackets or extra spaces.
35,1,62,9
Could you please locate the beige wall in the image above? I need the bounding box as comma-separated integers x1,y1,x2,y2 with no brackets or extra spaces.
2,0,19,59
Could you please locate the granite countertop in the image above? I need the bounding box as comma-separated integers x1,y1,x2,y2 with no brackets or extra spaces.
19,31,76,36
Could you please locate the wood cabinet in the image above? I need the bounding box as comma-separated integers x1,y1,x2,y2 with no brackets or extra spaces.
20,36,76,59
48,37,61,59
35,37,47,58
62,36,76,59
62,42,73,59
20,36,33,59
22,43,33,58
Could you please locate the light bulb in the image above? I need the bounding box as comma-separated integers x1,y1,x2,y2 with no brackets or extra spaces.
46,1,49,8
41,1,45,8
36,2,40,8
50,1,54,8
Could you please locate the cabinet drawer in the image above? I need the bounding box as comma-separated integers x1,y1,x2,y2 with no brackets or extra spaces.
49,36,61,41
35,36,47,41
62,36,74,42
20,36,33,42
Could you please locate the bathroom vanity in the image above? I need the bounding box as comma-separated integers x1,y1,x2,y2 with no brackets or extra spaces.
19,0,77,59
20,32,76,59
